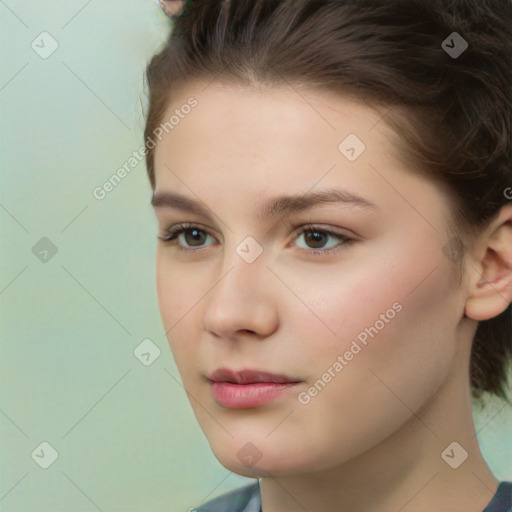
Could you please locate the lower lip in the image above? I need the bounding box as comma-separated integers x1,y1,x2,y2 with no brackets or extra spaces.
209,381,300,408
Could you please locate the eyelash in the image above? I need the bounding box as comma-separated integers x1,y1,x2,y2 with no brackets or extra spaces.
157,223,356,256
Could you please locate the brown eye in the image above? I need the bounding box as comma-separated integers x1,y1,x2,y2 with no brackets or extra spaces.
182,228,208,247
293,225,354,254
303,229,329,249
158,225,214,249
158,223,355,256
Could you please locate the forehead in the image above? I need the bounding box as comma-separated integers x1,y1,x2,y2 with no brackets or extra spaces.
151,81,451,231
153,81,396,181
159,80,386,141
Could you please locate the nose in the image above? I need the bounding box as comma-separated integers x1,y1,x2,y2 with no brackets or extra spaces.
202,254,279,341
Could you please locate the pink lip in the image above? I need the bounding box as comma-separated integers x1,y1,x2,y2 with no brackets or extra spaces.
209,382,300,408
208,367,301,384
207,368,302,408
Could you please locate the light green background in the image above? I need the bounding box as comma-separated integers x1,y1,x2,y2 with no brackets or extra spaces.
0,1,510,511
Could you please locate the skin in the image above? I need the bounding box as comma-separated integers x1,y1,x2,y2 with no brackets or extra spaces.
152,81,512,512
159,0,185,18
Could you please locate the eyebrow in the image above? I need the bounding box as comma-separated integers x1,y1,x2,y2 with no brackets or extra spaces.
151,188,378,220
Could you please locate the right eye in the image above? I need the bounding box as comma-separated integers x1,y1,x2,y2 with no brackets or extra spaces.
158,223,217,252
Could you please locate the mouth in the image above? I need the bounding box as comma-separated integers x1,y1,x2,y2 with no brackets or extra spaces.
208,367,302,385
207,367,303,409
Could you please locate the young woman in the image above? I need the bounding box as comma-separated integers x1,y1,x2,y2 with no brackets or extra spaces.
145,1,512,510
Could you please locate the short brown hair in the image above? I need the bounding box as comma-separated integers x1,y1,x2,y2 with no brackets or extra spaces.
143,0,512,399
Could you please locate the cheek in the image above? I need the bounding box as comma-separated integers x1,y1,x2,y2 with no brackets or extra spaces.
325,231,453,347
294,232,459,401
155,254,200,367
279,267,458,469
285,251,407,361
156,253,196,327
322,264,456,401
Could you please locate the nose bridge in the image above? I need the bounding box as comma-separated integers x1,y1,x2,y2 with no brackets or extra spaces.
203,236,276,337
215,237,267,303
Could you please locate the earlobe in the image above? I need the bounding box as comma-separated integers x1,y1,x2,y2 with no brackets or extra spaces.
464,204,512,321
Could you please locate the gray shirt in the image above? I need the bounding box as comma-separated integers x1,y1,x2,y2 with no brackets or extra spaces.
193,481,512,512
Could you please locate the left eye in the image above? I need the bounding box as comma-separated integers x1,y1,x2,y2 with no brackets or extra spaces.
158,223,355,254
295,227,352,252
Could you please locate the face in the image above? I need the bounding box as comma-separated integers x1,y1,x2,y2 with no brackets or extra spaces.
152,81,468,477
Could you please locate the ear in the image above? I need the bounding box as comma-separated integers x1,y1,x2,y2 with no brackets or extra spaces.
159,0,186,19
465,203,512,321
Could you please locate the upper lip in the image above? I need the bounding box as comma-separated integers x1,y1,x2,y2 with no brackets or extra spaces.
208,368,302,385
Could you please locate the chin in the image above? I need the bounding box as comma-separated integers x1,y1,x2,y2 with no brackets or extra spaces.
208,439,323,478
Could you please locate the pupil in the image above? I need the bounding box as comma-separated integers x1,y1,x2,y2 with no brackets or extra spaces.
307,230,325,248
187,229,204,245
